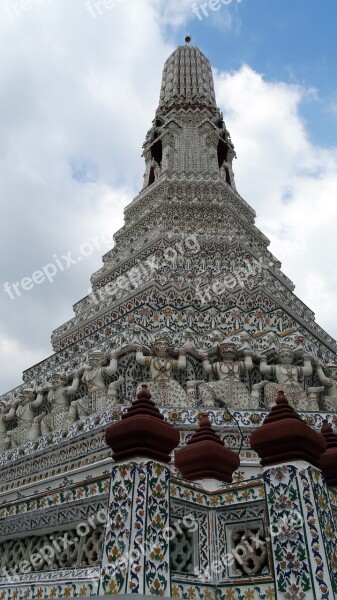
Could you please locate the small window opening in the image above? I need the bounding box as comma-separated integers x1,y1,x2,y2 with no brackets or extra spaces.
218,140,231,185
148,138,163,186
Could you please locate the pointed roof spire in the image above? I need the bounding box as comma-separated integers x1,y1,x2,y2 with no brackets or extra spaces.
105,385,180,463
158,42,216,113
175,413,240,482
250,391,326,468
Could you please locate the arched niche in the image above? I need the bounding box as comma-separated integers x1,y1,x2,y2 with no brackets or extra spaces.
148,136,163,186
217,139,231,185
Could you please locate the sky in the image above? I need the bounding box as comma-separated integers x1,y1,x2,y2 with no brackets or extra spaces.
1,0,337,394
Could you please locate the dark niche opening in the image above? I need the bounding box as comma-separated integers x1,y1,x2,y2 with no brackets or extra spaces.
151,138,162,164
217,139,231,185
148,138,163,186
217,139,228,168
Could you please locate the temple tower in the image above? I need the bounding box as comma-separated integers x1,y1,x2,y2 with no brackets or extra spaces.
0,39,336,600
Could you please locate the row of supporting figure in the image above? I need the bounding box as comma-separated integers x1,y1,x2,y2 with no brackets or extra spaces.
134,338,337,412
0,338,336,451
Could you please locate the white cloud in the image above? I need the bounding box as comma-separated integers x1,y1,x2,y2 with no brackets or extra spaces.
167,0,241,29
159,0,197,25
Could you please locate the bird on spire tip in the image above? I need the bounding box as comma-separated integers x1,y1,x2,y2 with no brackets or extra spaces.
185,35,192,44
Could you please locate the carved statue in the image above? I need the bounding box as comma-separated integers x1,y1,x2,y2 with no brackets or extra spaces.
152,158,161,181
309,362,337,412
198,343,253,409
135,336,189,407
8,389,45,448
260,345,314,411
70,349,122,420
219,160,229,181
38,371,82,435
0,401,16,452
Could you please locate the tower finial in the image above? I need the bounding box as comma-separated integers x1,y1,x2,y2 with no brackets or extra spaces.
158,42,217,116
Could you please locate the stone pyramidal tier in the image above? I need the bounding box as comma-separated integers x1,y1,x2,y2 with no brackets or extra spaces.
0,40,337,600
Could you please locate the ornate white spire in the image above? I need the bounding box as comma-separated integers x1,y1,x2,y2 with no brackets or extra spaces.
158,43,217,114
14,41,337,392
139,41,236,184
